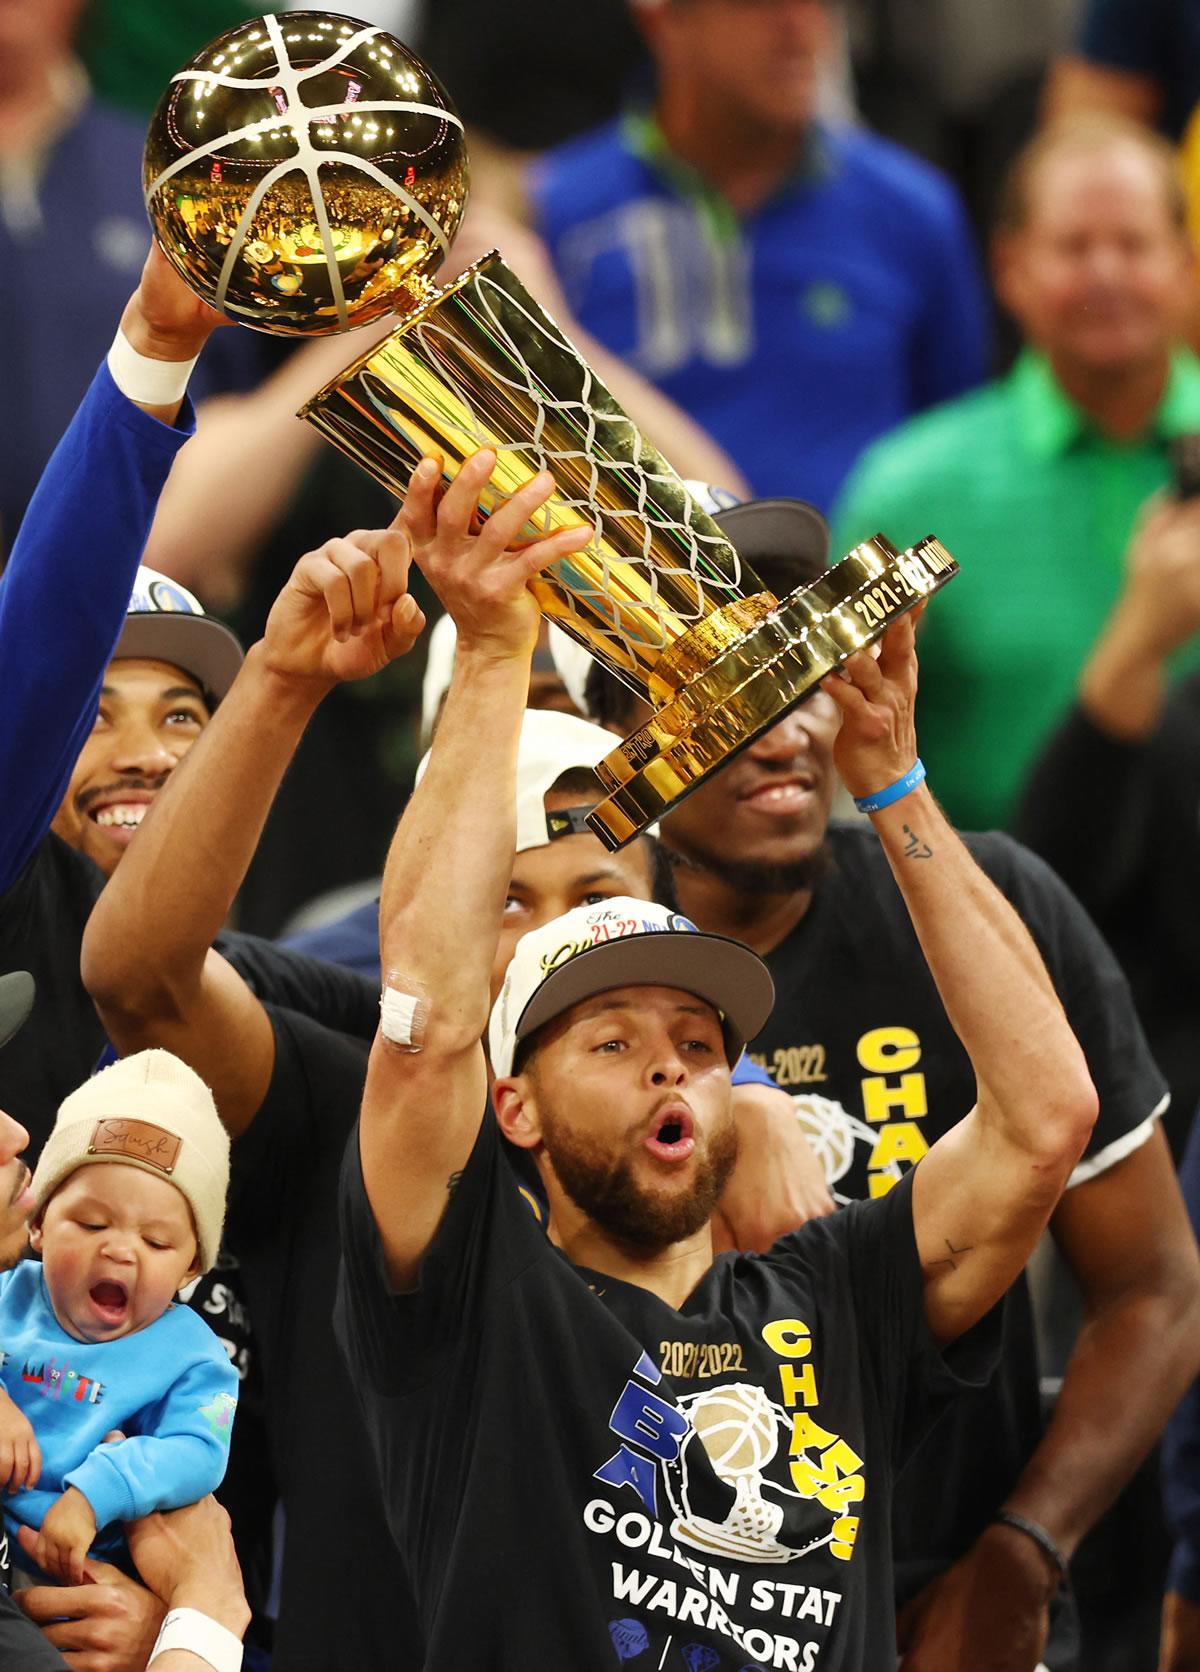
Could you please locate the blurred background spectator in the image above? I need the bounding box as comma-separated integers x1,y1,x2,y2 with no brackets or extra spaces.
831,115,1200,833
1014,489,1200,1153
1044,0,1200,141
525,0,990,513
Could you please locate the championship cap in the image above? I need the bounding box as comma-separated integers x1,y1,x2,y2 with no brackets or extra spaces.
414,706,657,853
418,614,580,748
549,483,831,712
0,972,34,1050
32,1049,230,1272
488,897,774,1077
115,567,244,704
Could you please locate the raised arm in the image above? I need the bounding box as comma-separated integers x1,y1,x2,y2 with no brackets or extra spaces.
1015,494,1200,911
0,246,225,892
81,527,426,1135
822,615,1099,1347
359,453,592,1289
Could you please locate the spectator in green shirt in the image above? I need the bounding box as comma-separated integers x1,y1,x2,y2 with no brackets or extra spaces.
831,113,1200,831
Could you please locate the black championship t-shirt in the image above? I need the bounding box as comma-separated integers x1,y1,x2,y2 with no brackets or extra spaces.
336,1112,997,1670
0,1589,64,1671
228,1007,421,1672
745,823,1167,1605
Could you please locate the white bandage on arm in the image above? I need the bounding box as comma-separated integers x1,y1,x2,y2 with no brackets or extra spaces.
106,327,200,407
380,973,431,1051
149,1607,243,1672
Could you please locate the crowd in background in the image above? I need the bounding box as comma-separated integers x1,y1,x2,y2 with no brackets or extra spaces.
3,0,1200,1669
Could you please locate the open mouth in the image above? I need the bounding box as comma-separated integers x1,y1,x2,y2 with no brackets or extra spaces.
644,1108,696,1163
89,1280,129,1325
742,776,815,813
89,802,151,845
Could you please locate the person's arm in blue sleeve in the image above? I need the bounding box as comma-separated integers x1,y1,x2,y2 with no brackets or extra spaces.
0,245,227,893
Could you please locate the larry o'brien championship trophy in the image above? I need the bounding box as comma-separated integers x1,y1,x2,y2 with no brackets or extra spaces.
144,11,958,848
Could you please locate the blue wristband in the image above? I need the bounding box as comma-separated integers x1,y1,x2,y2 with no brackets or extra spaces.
853,759,926,814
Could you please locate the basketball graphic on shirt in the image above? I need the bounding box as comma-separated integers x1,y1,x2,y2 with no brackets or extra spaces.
790,1092,875,1196
665,1383,844,1565
144,11,467,335
689,1382,779,1478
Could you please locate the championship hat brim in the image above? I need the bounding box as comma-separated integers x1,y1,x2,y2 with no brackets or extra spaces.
115,612,244,703
0,972,34,1050
713,498,831,590
513,927,774,1069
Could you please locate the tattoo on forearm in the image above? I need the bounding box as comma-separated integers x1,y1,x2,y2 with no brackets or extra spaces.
902,824,933,860
927,1238,974,1274
447,1170,463,1196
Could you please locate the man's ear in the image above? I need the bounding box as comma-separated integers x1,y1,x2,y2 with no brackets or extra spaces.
991,231,1026,323
493,1076,542,1152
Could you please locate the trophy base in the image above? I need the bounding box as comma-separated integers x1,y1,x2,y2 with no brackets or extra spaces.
586,534,957,849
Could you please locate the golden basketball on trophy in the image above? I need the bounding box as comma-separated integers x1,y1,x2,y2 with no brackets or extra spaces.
145,12,958,846
143,11,467,334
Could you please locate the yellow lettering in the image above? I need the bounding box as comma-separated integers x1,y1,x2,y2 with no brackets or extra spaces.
789,1440,866,1512
861,1072,928,1124
831,1515,860,1561
789,1412,836,1455
761,1319,812,1359
856,1026,921,1074
869,1173,899,1199
868,1123,930,1171
778,1362,819,1408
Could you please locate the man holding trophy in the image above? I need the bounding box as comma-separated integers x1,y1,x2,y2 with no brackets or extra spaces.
12,11,1181,1669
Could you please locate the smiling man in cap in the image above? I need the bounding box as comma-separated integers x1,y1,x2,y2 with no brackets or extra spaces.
334,449,1098,1668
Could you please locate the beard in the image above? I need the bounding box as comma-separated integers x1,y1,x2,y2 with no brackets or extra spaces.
539,1104,739,1252
667,837,832,898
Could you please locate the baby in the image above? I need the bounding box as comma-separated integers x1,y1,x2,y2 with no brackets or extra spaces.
0,1049,237,1583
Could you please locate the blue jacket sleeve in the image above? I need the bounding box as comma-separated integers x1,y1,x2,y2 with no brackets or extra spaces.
0,362,196,892
1164,1109,1200,1601
63,1344,237,1531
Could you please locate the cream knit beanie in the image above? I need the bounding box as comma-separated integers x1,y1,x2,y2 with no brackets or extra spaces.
31,1050,229,1272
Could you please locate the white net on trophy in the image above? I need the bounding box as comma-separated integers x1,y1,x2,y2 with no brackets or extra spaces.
317,255,770,690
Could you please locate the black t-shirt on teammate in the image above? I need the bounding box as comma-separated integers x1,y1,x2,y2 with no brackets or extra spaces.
229,1006,421,1672
745,824,1166,1609
337,1110,998,1670
0,833,379,1155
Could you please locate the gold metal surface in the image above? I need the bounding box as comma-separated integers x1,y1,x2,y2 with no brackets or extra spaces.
586,537,958,847
144,11,467,335
302,253,762,703
300,252,959,848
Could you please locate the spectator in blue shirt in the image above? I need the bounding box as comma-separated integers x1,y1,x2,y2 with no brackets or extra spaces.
528,0,990,512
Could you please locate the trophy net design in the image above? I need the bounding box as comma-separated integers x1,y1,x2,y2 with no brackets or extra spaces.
145,12,960,848
302,254,959,847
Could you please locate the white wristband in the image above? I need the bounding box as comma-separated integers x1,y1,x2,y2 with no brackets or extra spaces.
106,327,200,407
149,1606,243,1672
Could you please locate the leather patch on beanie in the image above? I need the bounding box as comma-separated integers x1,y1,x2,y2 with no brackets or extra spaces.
88,1118,182,1173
